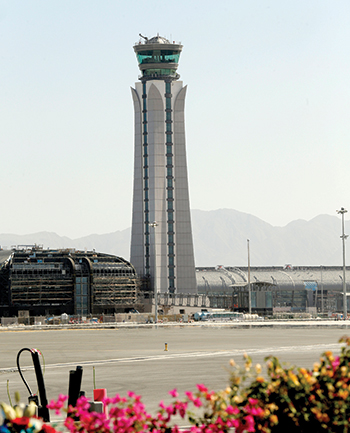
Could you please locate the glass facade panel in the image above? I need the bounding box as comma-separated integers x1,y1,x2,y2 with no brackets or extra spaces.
251,291,257,308
266,292,272,308
143,69,177,77
137,51,180,65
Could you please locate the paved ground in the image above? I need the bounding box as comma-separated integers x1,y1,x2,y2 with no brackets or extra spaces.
0,325,348,418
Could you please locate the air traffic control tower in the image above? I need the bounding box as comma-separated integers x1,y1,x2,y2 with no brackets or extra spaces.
130,34,197,295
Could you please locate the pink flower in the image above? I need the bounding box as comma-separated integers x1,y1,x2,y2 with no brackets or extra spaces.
226,405,239,415
245,415,255,432
47,394,68,415
332,356,340,370
185,391,194,400
169,389,179,398
250,406,264,417
193,398,202,408
196,384,208,393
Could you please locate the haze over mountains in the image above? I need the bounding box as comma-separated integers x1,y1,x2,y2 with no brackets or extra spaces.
0,209,346,267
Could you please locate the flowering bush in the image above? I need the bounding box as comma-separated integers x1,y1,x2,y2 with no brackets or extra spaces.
0,401,54,433
4,336,350,433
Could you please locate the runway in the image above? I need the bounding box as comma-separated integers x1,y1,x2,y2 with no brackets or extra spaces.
0,326,347,416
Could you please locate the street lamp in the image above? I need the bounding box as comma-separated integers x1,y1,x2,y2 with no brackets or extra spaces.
337,208,348,320
247,239,251,314
320,265,324,315
149,221,158,323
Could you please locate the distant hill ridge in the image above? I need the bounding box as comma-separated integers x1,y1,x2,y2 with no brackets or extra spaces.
0,209,346,267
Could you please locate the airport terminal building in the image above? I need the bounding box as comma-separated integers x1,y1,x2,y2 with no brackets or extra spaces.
0,247,349,317
194,265,350,315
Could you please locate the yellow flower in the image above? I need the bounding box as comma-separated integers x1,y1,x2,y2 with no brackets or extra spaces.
0,403,16,420
288,371,300,386
338,389,349,399
269,414,278,424
313,362,320,372
233,395,243,404
229,359,236,367
324,351,334,361
255,363,262,374
326,383,335,393
24,401,37,417
256,376,265,383
340,366,347,376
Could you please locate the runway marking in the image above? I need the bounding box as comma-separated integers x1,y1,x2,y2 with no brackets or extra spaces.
0,343,341,374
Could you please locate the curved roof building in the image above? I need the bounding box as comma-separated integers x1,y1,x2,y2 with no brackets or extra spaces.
0,247,140,317
196,265,350,312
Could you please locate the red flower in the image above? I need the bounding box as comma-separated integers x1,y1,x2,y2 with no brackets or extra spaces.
40,424,58,433
11,417,30,428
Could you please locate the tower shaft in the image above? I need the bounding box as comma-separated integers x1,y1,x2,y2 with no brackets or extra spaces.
130,35,197,294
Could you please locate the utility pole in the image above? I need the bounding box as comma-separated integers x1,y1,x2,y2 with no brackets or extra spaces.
247,239,251,314
320,265,324,315
149,221,158,323
337,208,348,320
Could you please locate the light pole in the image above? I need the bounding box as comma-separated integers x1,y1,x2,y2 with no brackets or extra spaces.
320,265,324,315
149,221,158,323
247,239,251,314
337,208,348,320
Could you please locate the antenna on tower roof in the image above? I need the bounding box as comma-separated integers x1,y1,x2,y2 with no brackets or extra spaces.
139,33,148,41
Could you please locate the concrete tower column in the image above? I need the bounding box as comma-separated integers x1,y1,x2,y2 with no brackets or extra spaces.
130,34,197,295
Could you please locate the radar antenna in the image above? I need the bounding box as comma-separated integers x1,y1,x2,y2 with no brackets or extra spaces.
139,33,148,41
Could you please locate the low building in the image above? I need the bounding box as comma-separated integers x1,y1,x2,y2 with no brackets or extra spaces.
196,265,350,314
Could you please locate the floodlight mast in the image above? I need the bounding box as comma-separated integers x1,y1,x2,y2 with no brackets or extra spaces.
149,221,158,323
247,239,251,314
337,207,348,320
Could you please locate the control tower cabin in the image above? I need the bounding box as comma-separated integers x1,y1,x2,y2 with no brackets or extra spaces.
130,34,197,294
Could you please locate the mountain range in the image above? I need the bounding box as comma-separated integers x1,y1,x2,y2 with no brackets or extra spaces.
0,209,346,267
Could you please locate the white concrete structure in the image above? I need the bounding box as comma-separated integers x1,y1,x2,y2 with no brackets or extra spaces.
130,34,197,294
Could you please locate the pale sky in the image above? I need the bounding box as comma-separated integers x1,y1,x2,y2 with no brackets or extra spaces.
1,0,349,238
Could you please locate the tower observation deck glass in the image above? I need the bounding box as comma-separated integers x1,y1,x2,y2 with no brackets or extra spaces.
136,51,181,65
134,38,183,81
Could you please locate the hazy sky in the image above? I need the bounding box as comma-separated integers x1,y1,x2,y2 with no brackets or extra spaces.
1,0,349,238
